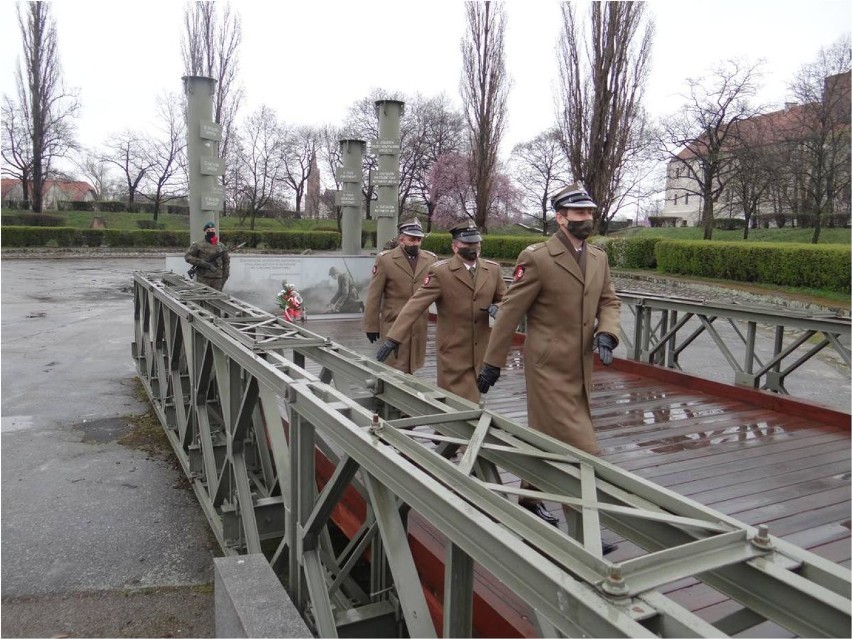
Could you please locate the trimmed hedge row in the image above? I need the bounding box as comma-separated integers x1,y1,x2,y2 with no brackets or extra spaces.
655,240,851,293
590,236,662,269
0,227,342,251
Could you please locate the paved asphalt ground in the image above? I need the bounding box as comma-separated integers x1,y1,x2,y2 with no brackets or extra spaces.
1,255,848,637
2,257,215,638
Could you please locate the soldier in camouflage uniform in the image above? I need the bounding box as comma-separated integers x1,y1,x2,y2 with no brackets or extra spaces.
185,221,230,291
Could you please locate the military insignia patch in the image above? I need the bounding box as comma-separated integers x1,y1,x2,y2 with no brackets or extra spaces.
372,264,377,276
513,265,525,282
423,274,431,286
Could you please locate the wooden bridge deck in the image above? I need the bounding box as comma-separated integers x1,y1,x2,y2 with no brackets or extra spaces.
307,315,850,635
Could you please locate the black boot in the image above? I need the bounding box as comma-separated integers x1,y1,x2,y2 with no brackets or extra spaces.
519,500,559,526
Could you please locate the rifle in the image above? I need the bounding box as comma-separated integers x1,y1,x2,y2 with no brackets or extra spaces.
188,241,246,279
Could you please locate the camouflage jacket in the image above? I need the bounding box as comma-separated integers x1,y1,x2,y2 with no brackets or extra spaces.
185,241,230,281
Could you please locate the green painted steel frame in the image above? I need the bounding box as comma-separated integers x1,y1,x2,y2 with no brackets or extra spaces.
132,272,851,638
617,290,851,394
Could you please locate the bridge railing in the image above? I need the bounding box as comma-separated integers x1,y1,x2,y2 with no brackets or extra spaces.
616,290,850,395
132,271,851,638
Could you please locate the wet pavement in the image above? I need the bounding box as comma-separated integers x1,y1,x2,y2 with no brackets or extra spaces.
1,257,215,637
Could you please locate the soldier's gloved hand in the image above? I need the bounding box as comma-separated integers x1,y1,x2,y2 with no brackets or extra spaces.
366,332,380,343
480,304,499,319
199,262,214,271
594,332,617,366
476,364,501,394
376,338,400,362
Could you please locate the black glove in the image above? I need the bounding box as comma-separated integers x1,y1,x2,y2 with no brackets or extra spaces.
198,262,215,271
366,332,380,343
476,363,501,394
376,338,400,362
594,332,617,366
480,304,499,319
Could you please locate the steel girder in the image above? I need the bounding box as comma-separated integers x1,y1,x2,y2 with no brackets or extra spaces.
617,290,851,394
132,272,851,638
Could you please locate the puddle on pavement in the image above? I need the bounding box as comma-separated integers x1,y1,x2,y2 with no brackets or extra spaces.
75,417,134,443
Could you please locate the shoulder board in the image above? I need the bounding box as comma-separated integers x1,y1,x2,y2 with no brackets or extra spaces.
483,259,501,266
423,250,436,257
377,249,391,257
587,243,606,253
525,242,546,252
432,259,449,268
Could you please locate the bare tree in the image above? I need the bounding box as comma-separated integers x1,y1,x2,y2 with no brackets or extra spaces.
144,92,188,219
787,36,851,243
509,128,569,234
232,105,286,230
1,95,33,204
406,92,467,230
102,130,153,206
557,1,653,235
12,2,79,212
460,2,510,233
71,148,112,200
182,1,243,216
280,124,318,215
317,124,345,229
657,59,766,239
724,117,777,239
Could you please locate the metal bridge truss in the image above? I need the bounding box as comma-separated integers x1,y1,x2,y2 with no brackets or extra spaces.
618,291,851,394
132,272,851,638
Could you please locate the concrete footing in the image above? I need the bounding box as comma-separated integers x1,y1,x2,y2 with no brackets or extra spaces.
214,554,311,638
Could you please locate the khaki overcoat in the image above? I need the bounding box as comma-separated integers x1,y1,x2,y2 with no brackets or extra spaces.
362,246,437,373
388,255,506,402
483,234,620,453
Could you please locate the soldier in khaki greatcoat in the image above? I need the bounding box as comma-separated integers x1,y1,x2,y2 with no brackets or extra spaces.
185,221,230,291
377,222,506,403
477,183,620,550
362,218,437,374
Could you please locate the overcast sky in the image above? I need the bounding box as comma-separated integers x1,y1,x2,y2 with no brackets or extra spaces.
1,0,850,165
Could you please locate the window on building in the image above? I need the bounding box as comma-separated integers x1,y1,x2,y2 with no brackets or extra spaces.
685,193,689,205
674,194,679,206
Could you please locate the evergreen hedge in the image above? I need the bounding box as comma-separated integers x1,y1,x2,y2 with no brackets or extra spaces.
590,236,662,269
655,240,851,293
0,227,342,251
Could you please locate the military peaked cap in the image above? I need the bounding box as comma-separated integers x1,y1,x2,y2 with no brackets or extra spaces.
550,182,597,210
449,222,482,243
398,218,424,238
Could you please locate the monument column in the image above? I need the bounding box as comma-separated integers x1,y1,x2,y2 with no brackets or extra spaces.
183,75,223,243
372,100,404,250
337,139,366,255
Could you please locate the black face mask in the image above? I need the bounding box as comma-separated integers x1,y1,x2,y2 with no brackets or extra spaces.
566,220,594,240
205,231,216,243
457,247,478,261
403,244,419,257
